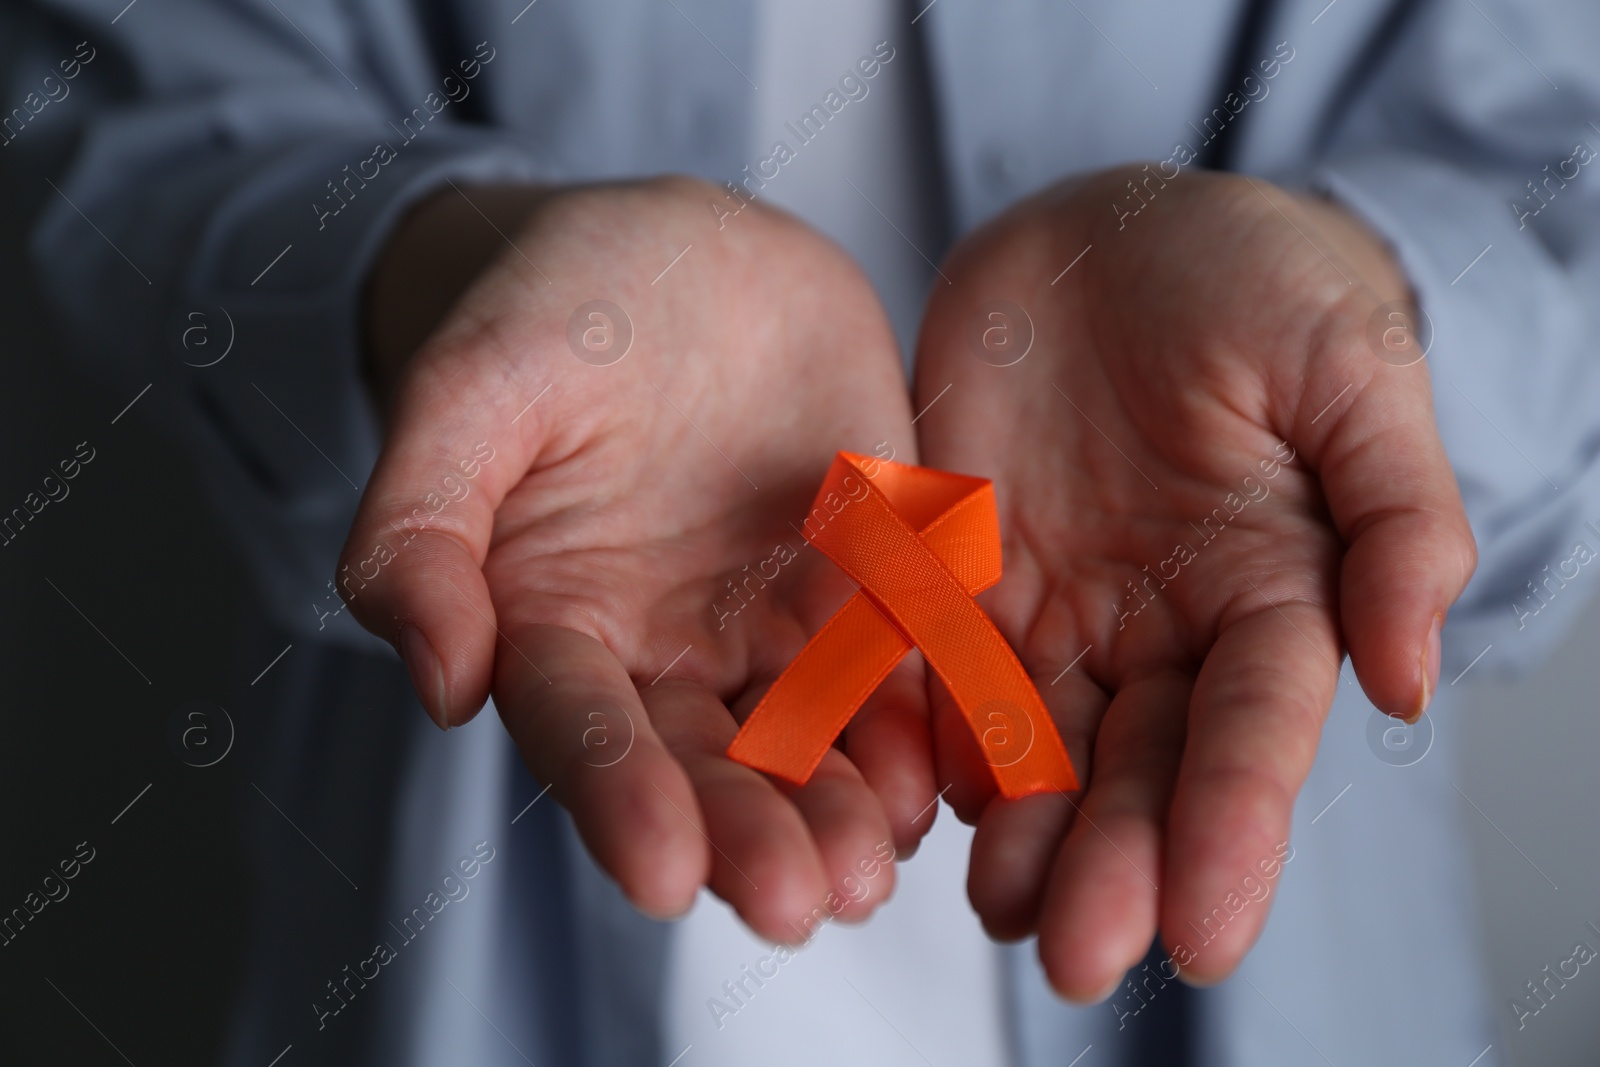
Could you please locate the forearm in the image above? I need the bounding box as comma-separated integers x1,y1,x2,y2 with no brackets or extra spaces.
16,0,548,646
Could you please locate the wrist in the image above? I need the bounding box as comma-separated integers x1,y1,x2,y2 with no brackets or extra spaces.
361,183,550,411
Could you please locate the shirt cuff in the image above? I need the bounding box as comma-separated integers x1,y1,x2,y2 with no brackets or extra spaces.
183,130,545,648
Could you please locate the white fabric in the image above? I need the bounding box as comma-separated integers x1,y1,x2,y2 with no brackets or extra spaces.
663,815,1011,1067
744,0,944,361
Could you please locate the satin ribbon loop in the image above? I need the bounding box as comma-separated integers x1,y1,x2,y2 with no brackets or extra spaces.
727,452,1078,798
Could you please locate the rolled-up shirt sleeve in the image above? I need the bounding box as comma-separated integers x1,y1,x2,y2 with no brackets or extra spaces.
1308,0,1600,676
7,0,545,648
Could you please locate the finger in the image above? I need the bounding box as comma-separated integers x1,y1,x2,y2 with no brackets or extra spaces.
1297,314,1477,721
493,624,709,919
929,673,999,824
968,792,1073,942
646,683,836,943
1160,602,1338,985
1036,672,1190,1001
967,667,1108,940
339,348,545,729
776,747,900,926
842,652,937,858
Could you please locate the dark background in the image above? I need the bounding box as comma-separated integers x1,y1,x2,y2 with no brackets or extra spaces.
1,161,249,1064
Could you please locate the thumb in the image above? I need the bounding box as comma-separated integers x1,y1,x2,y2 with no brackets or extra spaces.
337,355,543,729
1298,305,1477,722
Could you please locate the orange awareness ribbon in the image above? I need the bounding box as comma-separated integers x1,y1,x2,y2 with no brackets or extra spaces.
727,452,1079,799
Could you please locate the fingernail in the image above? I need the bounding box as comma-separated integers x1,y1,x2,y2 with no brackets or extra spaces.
1409,612,1443,723
399,624,449,730
1084,975,1123,1004
1175,966,1222,989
